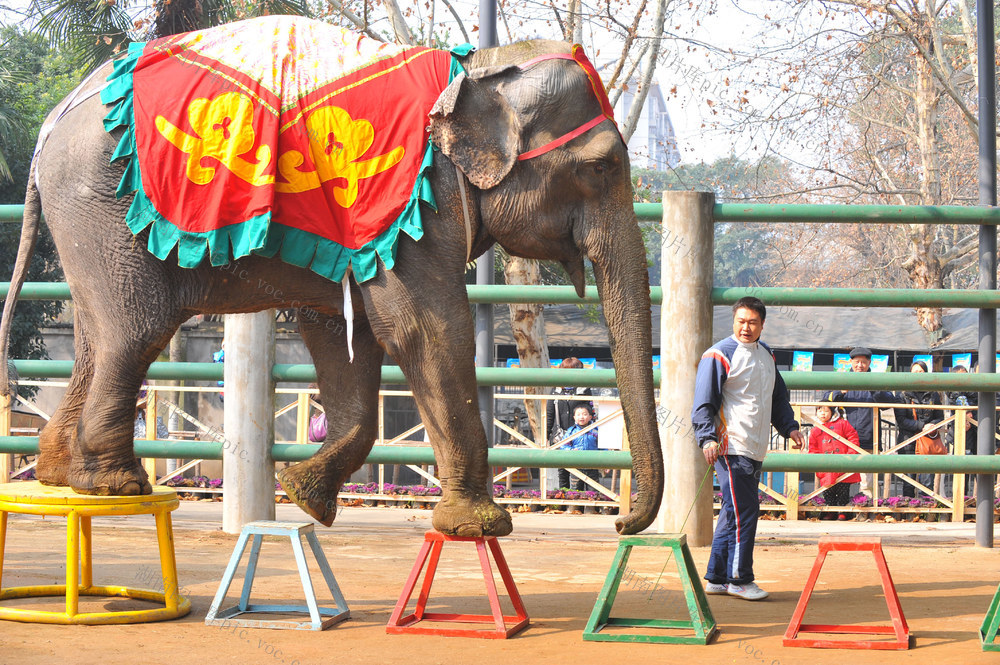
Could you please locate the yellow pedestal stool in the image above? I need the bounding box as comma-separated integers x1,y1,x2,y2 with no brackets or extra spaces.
0,480,191,624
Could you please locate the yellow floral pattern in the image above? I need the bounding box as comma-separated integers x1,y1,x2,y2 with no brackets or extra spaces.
155,91,404,207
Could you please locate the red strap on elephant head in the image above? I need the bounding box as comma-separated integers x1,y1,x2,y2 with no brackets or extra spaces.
516,45,624,161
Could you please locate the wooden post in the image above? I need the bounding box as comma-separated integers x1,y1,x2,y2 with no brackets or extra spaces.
953,409,967,524
657,190,715,545
222,311,276,533
786,405,802,521
144,388,158,483
872,405,881,501
0,391,11,482
296,391,311,445
618,428,631,516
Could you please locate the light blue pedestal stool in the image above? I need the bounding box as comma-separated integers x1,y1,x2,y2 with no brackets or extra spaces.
204,521,350,631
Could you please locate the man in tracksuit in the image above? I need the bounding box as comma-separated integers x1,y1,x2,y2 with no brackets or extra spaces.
691,297,805,601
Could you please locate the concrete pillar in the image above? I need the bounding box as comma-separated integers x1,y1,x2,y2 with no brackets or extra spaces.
223,311,276,533
657,190,715,546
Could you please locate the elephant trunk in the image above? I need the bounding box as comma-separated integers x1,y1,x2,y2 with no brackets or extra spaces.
590,222,663,535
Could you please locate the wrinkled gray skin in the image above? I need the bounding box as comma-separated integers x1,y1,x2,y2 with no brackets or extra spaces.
0,38,663,537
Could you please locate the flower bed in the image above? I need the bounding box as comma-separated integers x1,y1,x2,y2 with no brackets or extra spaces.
160,478,625,508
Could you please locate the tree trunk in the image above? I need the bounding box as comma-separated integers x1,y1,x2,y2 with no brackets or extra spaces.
503,256,549,443
905,20,945,333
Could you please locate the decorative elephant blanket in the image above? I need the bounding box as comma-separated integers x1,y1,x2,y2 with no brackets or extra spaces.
101,16,471,282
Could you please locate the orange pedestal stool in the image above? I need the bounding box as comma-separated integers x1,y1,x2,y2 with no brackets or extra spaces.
783,536,910,650
386,531,529,639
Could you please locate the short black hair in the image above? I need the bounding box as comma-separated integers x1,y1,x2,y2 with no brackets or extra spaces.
732,296,766,322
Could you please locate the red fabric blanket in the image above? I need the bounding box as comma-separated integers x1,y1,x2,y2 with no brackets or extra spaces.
102,16,468,282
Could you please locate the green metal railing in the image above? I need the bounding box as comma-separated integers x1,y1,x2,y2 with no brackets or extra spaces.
11,358,1000,391
8,282,1000,309
4,201,1000,457
2,437,999,473
7,201,1000,224
635,202,1000,224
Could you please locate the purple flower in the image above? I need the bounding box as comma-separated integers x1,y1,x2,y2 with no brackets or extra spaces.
209,478,223,489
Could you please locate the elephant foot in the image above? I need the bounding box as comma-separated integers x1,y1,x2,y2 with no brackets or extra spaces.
36,449,72,487
432,493,512,537
67,460,152,496
35,425,75,486
277,463,339,527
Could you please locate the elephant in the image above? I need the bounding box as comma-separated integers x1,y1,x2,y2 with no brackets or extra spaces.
0,17,664,537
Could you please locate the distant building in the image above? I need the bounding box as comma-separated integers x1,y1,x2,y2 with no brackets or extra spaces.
613,81,679,170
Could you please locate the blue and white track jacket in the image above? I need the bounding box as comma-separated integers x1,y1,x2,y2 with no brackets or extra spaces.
691,335,799,461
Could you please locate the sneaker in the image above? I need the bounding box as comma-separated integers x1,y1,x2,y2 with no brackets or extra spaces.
727,582,769,601
704,582,728,595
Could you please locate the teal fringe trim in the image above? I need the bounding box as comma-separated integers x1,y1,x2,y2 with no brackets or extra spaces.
101,42,474,283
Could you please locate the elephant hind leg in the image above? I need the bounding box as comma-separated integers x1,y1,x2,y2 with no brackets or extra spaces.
277,311,382,526
36,309,96,486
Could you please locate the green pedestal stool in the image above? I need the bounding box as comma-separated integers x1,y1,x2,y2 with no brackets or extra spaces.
980,582,1000,651
583,533,717,644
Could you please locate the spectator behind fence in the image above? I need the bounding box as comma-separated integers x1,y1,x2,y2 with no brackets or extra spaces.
827,346,898,498
557,405,600,491
545,357,594,443
807,399,861,520
893,360,943,497
692,296,805,602
307,383,327,443
947,364,977,456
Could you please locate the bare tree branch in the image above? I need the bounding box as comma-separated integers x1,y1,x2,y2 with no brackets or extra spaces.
381,0,415,44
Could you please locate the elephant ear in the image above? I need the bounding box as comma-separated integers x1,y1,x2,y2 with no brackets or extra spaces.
430,70,521,190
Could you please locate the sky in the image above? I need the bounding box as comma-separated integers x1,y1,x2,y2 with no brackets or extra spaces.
0,0,796,164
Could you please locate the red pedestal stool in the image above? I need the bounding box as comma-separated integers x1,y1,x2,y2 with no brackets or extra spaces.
386,531,529,639
783,536,909,650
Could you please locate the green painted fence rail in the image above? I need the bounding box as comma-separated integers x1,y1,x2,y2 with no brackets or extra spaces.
8,282,1000,309
12,358,1000,390
8,359,648,387
1,437,998,472
713,203,1000,225
8,202,1000,226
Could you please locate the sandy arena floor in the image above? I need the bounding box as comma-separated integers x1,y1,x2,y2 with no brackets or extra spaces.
0,502,998,665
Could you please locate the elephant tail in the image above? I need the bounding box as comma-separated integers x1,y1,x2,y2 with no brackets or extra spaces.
0,161,41,397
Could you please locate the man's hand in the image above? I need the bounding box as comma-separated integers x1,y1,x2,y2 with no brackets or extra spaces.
702,441,720,466
788,430,805,449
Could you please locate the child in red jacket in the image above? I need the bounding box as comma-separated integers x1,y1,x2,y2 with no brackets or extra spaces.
808,402,862,519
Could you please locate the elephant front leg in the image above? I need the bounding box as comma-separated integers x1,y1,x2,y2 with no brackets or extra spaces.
365,291,511,537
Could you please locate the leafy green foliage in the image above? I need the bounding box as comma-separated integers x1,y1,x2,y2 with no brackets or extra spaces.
633,156,797,287
0,28,76,397
632,156,795,204
32,0,312,72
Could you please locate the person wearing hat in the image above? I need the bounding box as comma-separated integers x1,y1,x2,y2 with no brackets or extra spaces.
807,397,861,519
827,346,898,497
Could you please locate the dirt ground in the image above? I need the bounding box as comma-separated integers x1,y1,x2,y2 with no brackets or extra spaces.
0,505,998,665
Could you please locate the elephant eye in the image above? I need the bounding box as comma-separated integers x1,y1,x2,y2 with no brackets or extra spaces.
591,161,608,176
